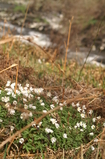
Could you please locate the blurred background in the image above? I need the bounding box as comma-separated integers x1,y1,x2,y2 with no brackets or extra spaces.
0,0,105,63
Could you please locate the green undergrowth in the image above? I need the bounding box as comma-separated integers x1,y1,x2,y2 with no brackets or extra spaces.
0,81,104,156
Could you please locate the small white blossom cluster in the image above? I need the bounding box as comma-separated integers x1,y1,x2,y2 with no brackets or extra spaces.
45,128,53,134
52,96,59,104
34,88,44,95
74,121,87,131
72,102,86,118
51,137,56,144
92,116,101,123
50,118,59,129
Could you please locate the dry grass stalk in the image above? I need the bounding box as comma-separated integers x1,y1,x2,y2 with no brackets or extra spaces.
63,16,73,73
3,19,7,36
0,37,14,45
0,64,18,74
49,49,57,63
98,128,105,159
63,148,64,159
81,144,83,159
15,65,18,94
95,146,99,159
20,1,30,35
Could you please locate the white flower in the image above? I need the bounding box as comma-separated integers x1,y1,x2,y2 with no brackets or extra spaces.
88,110,93,115
63,133,67,138
38,59,42,64
82,105,86,110
9,109,15,115
13,100,17,106
50,118,57,125
34,88,44,95
19,138,24,144
29,104,33,108
26,83,29,88
77,107,81,112
80,129,83,132
45,128,53,134
23,98,27,103
91,145,95,151
32,106,36,110
80,121,83,127
24,87,28,91
41,102,45,106
11,83,15,90
10,126,14,131
81,113,85,118
94,138,98,142
38,122,42,127
5,103,10,108
91,125,95,129
69,126,72,130
12,93,16,98
24,104,28,109
28,94,33,99
37,96,40,100
6,81,11,87
60,107,63,110
103,123,105,127
5,88,13,95
97,116,101,120
50,104,55,109
16,90,20,95
59,103,63,106
76,102,80,107
0,119,3,122
30,87,33,92
39,99,43,103
55,123,59,129
43,110,47,113
0,90,1,94
51,137,56,144
21,90,28,97
82,110,85,114
72,102,75,107
74,125,77,129
76,122,80,128
52,96,59,103
19,86,23,92
47,92,51,97
32,123,36,127
89,132,94,136
29,112,33,117
2,96,10,102
82,123,87,129
92,118,96,122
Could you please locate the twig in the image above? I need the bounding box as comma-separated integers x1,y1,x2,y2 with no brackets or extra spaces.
81,144,83,159
0,64,18,74
63,149,64,159
63,16,73,72
95,146,99,159
15,65,18,94
20,2,30,35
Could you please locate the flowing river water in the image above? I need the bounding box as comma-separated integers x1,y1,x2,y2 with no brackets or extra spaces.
0,1,105,67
